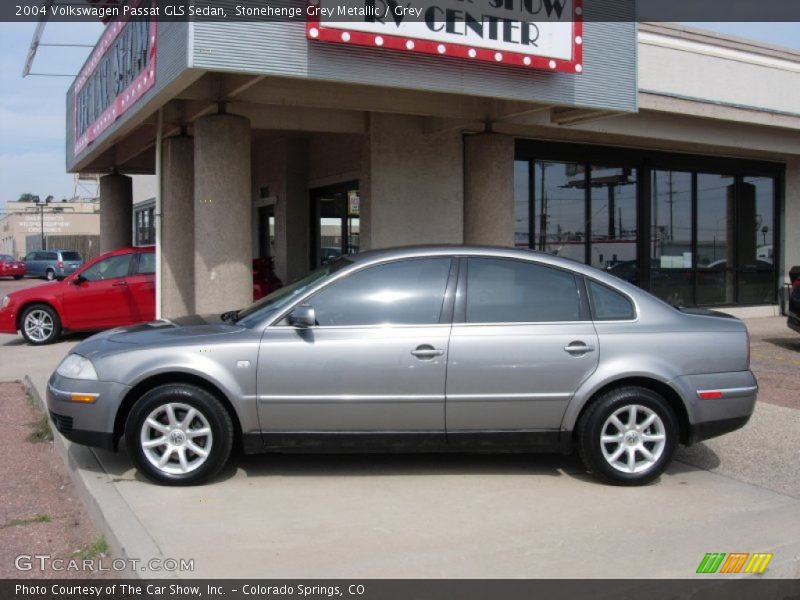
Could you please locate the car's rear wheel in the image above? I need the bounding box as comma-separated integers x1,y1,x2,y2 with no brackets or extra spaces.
125,384,233,485
577,386,678,486
20,304,61,345
45,269,55,281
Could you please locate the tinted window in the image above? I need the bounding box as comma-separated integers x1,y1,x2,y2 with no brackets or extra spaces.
44,252,58,261
466,258,580,323
588,280,635,320
24,253,36,261
0,255,12,261
80,254,133,281
62,252,82,261
134,252,155,274
310,258,451,326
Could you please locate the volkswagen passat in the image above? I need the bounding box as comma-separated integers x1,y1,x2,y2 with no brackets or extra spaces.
46,246,757,486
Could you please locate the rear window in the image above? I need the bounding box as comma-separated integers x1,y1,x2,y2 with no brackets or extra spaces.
587,280,635,321
61,252,82,261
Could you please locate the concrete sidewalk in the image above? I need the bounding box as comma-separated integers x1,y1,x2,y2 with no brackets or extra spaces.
7,318,800,578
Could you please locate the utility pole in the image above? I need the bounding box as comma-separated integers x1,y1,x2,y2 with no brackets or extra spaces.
38,195,52,250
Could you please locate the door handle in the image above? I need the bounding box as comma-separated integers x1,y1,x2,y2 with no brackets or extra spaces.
411,345,444,359
112,281,128,287
564,342,595,354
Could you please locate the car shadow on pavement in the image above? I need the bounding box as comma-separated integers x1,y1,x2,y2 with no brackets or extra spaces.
674,442,722,472
763,337,800,352
1,331,93,347
82,440,721,487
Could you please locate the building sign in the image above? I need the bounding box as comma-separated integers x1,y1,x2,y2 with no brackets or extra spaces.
73,0,157,155
307,0,582,72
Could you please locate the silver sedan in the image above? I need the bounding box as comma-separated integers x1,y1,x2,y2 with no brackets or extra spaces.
46,246,757,486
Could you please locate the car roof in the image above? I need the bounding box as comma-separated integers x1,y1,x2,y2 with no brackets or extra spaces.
346,244,648,296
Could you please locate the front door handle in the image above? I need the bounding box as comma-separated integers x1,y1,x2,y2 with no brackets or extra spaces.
564,342,595,354
411,345,444,359
112,280,128,287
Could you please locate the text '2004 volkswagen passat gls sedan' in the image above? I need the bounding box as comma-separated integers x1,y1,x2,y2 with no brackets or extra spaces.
47,246,757,486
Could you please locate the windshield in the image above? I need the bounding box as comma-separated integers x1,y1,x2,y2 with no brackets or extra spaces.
235,258,352,327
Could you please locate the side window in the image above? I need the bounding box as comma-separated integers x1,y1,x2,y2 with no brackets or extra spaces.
134,252,156,275
45,252,58,261
80,254,133,282
587,280,635,320
309,258,451,326
465,258,581,323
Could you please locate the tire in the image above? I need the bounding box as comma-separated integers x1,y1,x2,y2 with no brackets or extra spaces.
577,386,678,486
125,384,234,486
20,303,61,345
45,269,55,281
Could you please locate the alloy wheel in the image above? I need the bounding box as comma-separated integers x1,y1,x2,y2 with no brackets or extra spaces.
23,310,54,343
140,402,213,475
599,404,666,474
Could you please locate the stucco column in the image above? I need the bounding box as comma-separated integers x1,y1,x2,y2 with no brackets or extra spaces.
161,135,195,318
99,172,133,252
463,133,515,246
194,113,252,313
275,137,309,283
784,158,800,287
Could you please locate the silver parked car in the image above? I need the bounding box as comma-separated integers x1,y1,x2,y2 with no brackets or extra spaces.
46,246,756,486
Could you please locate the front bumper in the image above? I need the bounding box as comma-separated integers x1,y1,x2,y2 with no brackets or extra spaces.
46,372,131,451
0,307,18,334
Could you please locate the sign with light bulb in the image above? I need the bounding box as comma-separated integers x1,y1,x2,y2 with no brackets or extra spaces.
307,0,583,73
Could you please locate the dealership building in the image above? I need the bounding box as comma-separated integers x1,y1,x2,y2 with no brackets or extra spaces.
64,7,800,318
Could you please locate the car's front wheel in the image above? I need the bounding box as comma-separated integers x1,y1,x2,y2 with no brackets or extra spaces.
577,386,678,486
20,303,61,345
125,384,233,485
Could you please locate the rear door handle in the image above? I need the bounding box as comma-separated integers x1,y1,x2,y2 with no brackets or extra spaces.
564,342,595,354
411,345,444,359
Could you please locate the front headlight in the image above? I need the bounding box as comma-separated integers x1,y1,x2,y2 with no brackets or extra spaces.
56,354,98,380
1,296,9,310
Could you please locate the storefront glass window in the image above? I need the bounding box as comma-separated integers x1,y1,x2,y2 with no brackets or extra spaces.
696,173,735,305
738,177,775,304
651,170,693,306
533,161,587,264
514,161,530,249
590,166,637,279
515,144,778,307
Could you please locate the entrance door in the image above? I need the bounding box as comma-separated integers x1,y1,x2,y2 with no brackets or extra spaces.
310,181,359,269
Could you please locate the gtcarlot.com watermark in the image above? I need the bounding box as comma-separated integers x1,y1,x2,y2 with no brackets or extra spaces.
15,554,194,573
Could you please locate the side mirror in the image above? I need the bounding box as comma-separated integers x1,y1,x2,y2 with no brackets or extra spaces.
72,274,85,285
288,305,316,328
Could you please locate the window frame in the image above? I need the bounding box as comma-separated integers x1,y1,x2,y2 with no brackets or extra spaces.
454,256,591,326
584,277,638,322
278,257,458,329
79,252,135,282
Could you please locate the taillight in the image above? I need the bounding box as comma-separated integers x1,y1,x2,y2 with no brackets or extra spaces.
793,279,800,290
57,261,64,269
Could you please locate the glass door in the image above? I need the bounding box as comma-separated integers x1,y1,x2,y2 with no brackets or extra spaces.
310,181,359,269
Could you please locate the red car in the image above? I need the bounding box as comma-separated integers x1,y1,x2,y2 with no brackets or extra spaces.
0,254,26,279
0,246,155,345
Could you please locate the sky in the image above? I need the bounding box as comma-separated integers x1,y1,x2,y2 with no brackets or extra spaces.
1,20,799,213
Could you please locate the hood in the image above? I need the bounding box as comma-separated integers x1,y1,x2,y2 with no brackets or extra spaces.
10,280,64,299
72,314,244,358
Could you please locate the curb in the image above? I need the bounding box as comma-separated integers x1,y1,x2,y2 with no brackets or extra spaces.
23,375,175,580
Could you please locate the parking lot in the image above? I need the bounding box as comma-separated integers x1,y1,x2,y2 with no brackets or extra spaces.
2,276,799,578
